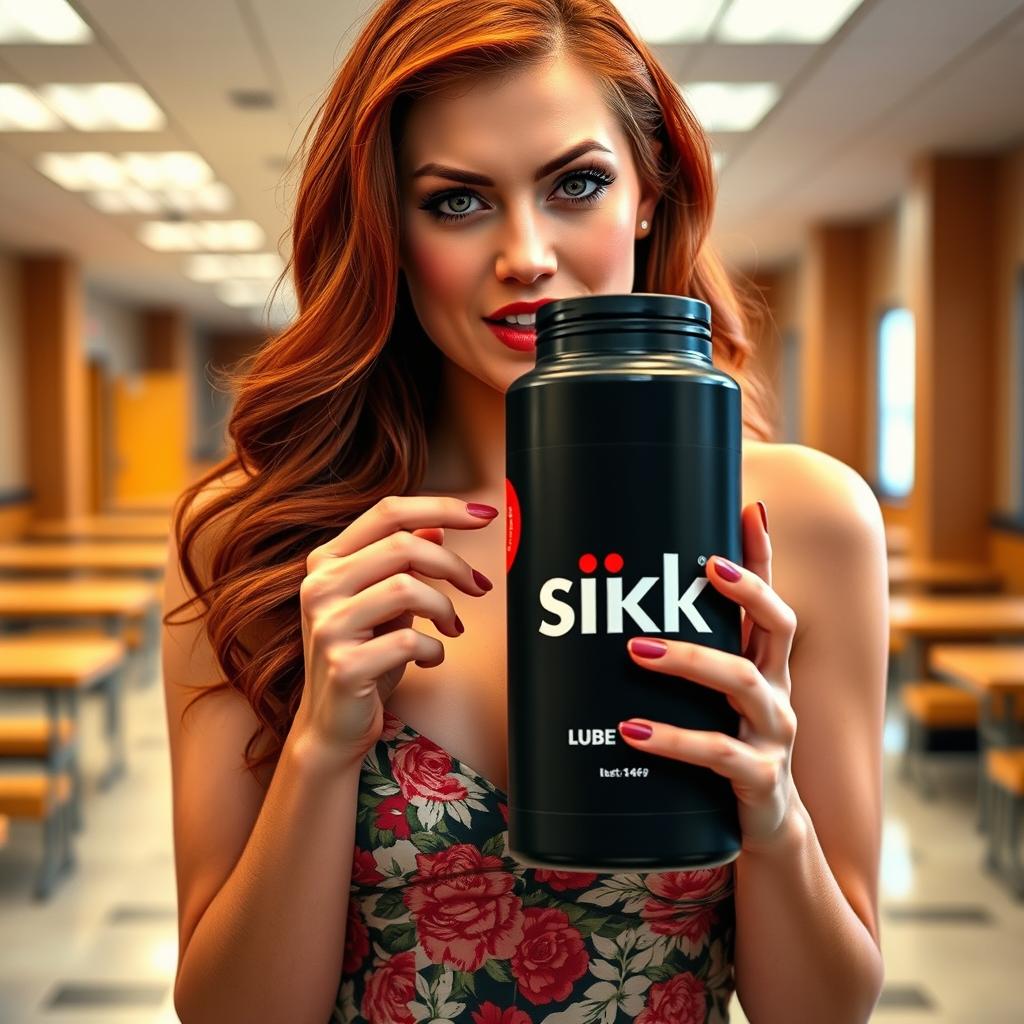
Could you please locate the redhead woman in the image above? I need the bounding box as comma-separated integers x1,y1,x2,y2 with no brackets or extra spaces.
163,1,888,1021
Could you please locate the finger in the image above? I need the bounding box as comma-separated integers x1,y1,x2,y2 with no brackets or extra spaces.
627,638,777,737
618,720,776,793
317,496,499,561
705,551,796,685
342,573,464,639
310,530,489,600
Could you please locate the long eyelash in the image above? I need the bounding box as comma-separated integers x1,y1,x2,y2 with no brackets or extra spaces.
419,164,617,223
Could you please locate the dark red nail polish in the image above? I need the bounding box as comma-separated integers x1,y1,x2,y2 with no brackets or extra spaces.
455,615,465,634
473,568,493,591
619,721,653,740
630,638,667,658
757,500,769,533
467,502,499,519
714,558,741,582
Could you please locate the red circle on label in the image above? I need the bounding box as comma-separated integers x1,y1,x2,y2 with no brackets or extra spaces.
505,477,521,574
579,553,597,573
604,552,623,573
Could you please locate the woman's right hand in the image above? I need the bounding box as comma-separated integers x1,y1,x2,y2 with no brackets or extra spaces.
290,495,499,771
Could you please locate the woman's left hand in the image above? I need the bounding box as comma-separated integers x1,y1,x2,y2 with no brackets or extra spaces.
619,500,801,852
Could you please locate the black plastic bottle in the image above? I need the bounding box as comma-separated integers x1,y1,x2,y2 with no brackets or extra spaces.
505,293,743,872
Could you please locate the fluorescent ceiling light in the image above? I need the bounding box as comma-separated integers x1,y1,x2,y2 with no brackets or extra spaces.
613,0,724,43
39,83,165,131
716,0,864,44
138,220,265,252
121,151,213,189
38,151,125,190
162,183,233,213
217,279,277,307
0,84,63,130
0,0,92,43
88,188,163,214
88,182,233,215
185,253,284,282
680,81,779,132
40,151,234,216
38,150,217,191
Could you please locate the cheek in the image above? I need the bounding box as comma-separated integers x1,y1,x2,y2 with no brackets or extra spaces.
404,227,476,301
577,210,637,288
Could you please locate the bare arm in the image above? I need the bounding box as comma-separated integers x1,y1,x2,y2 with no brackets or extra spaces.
172,729,362,1024
734,446,887,1023
163,496,363,1024
166,488,495,1023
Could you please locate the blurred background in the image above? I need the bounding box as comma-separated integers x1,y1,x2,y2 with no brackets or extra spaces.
1,1,1023,1021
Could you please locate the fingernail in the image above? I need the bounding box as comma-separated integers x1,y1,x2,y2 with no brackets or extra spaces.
455,615,465,634
629,638,667,658
467,502,499,519
472,568,493,591
713,558,742,582
757,500,769,533
619,720,653,740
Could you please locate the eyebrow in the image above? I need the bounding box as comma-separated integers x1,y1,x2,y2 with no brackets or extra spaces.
412,139,614,187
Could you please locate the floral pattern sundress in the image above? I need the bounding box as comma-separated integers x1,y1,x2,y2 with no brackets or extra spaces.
332,709,736,1024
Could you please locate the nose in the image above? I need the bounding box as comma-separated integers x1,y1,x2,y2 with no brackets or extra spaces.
494,203,557,284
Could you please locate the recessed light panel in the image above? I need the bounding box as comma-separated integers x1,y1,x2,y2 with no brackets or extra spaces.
184,253,284,282
0,84,63,130
716,0,865,43
37,151,234,215
39,83,165,131
217,279,276,307
680,81,780,132
38,151,214,191
614,0,725,44
138,220,265,252
0,0,92,44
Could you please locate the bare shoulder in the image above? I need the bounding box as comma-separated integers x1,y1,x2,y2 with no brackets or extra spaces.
744,443,887,642
745,441,885,546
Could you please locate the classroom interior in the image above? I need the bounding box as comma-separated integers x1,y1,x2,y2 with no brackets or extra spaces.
1,1,1024,1022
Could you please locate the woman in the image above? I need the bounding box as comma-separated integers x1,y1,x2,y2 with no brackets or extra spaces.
163,1,888,1021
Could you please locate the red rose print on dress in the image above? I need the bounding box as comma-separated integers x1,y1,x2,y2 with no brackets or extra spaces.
374,794,412,839
392,736,469,802
341,900,369,975
636,973,708,1024
510,906,589,1005
471,1003,532,1024
361,949,417,1024
644,866,732,903
641,902,716,954
404,843,524,971
351,846,385,887
642,868,729,951
533,869,599,891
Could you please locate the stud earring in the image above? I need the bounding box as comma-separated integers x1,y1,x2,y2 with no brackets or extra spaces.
640,219,649,231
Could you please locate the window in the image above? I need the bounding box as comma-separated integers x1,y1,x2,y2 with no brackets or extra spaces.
877,307,915,499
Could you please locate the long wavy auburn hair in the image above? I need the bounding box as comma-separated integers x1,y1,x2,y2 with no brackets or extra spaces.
165,0,778,781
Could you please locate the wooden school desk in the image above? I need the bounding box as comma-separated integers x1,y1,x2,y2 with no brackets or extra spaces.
888,557,1003,593
27,515,170,542
889,594,1024,681
0,542,167,579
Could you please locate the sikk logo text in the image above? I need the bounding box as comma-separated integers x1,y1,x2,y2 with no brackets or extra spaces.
538,552,711,637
